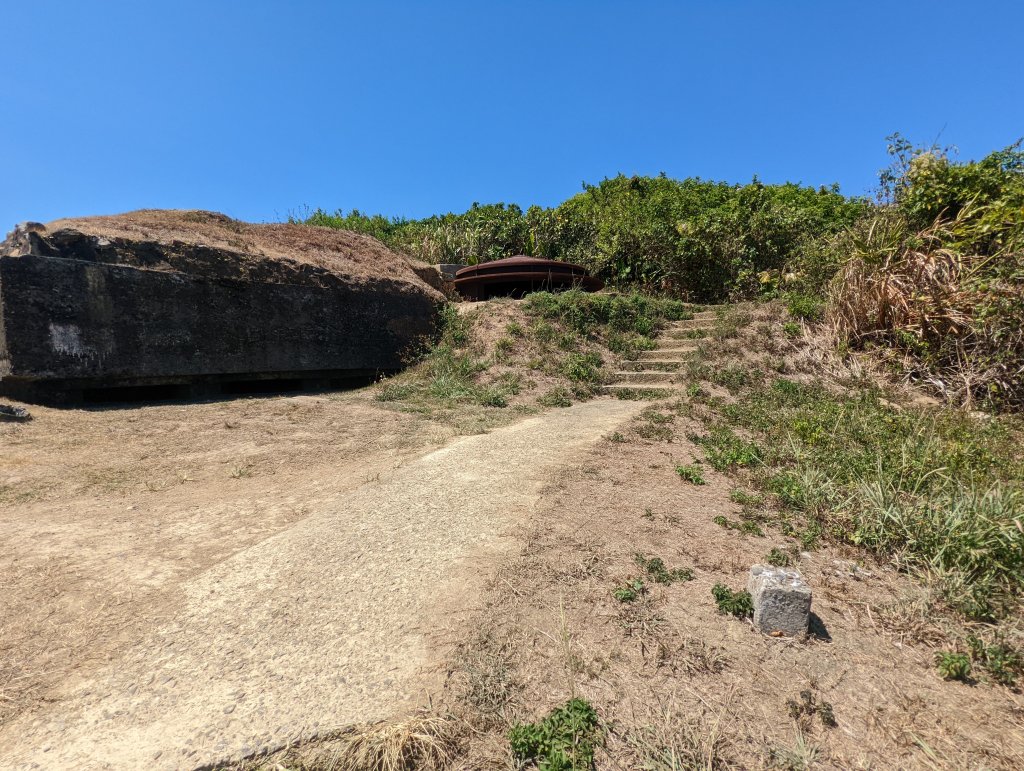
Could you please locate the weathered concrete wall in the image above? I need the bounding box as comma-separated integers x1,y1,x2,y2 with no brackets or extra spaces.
0,213,443,400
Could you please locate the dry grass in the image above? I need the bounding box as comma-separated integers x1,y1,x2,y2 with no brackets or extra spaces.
232,712,463,771
448,631,521,726
828,208,1024,409
621,697,737,770
326,714,462,771
39,209,438,287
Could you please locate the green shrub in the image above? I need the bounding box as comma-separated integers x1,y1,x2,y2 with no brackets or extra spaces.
711,584,754,617
523,290,689,338
560,351,604,384
829,136,1024,410
509,699,601,771
936,651,972,682
538,387,573,408
785,292,824,322
613,578,647,603
675,464,706,485
304,176,862,301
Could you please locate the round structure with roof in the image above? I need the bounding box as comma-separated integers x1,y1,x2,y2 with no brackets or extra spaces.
453,255,603,301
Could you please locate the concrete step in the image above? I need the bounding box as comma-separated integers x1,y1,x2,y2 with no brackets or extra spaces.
619,360,681,372
601,384,678,398
636,345,698,360
634,341,700,356
665,329,711,341
608,371,677,385
666,318,716,330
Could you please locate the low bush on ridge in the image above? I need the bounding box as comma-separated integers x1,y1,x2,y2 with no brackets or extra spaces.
300,175,863,301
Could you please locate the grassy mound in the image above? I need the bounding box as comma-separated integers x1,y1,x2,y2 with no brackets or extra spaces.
373,291,698,423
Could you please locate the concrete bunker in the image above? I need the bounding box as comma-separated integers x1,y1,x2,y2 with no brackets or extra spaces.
0,210,444,403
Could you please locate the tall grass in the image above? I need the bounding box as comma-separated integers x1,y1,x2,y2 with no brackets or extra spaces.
825,139,1024,410
854,477,1022,619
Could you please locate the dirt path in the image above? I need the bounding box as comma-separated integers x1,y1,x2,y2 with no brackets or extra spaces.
1,398,641,770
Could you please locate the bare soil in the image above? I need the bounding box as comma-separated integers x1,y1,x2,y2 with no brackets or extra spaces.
0,390,452,732
0,388,641,769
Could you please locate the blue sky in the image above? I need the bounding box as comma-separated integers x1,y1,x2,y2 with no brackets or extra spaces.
2,1,1021,228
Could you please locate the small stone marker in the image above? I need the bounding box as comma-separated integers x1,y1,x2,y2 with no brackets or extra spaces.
747,564,812,637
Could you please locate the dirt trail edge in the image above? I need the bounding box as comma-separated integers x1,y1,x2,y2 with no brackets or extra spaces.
2,399,642,771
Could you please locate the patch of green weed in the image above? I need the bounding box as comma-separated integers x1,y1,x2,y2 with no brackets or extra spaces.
936,651,972,682
765,547,792,567
730,488,764,506
538,387,573,408
634,553,694,584
675,464,706,485
697,428,762,471
560,351,604,384
613,578,647,603
509,698,601,771
711,584,754,617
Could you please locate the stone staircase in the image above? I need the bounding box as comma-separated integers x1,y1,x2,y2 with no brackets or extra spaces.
602,310,718,397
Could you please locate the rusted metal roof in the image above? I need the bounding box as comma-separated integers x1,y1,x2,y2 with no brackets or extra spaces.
453,255,603,300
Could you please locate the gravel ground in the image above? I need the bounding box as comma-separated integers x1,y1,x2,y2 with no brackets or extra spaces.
2,398,640,770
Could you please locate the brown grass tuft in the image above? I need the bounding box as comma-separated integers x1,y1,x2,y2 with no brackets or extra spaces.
320,712,462,771
828,207,1024,409
622,697,737,770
